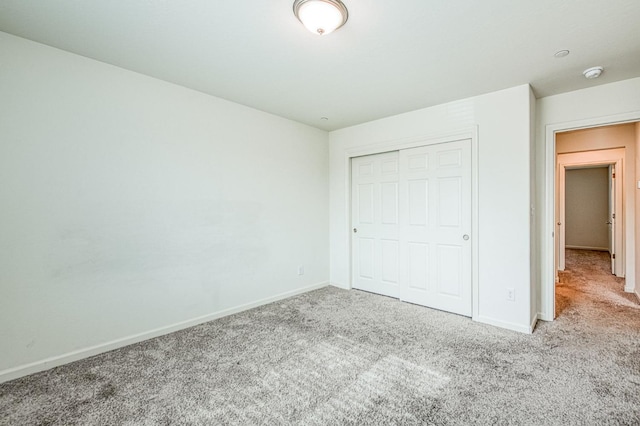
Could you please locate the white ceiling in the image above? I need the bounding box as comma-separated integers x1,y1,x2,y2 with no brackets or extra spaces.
1,1,639,131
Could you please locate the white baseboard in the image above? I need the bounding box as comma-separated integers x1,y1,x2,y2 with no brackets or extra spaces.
473,315,533,334
0,281,329,384
565,245,609,251
529,313,539,332
329,281,350,290
538,311,554,322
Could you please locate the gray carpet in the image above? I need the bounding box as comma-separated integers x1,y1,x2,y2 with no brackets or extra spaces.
2,249,640,425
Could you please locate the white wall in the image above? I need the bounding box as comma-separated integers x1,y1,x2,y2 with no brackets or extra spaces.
536,77,640,320
0,32,329,380
564,168,609,250
329,85,535,333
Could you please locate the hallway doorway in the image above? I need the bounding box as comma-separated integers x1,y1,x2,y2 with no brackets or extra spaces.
556,150,624,278
543,120,639,320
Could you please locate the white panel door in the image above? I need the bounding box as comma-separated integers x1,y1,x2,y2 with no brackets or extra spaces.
351,152,400,298
399,140,472,316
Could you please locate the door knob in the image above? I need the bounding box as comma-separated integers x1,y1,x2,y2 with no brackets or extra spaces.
463,234,469,241
353,228,357,233
557,222,562,226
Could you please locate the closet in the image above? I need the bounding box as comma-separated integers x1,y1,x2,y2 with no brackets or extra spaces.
351,139,472,316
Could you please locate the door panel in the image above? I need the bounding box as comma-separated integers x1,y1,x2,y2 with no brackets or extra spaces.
399,139,472,317
381,183,399,224
408,179,428,226
437,177,462,227
381,239,399,284
357,238,375,279
357,183,374,224
408,242,429,291
352,152,400,298
437,244,462,297
408,153,429,170
437,149,462,168
381,158,399,174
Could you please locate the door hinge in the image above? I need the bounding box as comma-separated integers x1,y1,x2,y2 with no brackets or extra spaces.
613,254,616,259
613,213,616,219
612,172,616,178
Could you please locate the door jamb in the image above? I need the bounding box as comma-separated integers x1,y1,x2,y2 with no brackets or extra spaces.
344,127,479,319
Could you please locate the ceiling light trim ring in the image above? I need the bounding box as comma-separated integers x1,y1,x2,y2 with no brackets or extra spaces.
293,0,349,35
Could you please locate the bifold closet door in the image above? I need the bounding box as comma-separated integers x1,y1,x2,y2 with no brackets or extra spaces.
351,151,400,298
398,140,472,317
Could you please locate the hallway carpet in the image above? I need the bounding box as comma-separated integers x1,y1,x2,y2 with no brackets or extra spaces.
1,249,639,425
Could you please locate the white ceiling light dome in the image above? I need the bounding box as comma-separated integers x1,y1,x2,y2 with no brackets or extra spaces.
293,0,348,36
583,66,604,79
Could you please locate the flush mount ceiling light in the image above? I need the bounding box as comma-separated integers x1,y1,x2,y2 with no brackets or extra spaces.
293,0,348,36
583,66,604,79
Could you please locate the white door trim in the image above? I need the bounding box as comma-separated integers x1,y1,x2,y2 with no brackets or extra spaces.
344,127,479,320
542,113,640,321
556,150,624,277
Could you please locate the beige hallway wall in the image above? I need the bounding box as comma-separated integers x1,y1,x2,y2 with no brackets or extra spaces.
565,167,609,250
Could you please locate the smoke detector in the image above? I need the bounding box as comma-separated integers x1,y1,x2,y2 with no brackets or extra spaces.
583,66,604,79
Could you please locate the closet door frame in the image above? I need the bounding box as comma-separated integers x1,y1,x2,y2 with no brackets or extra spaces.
344,127,479,320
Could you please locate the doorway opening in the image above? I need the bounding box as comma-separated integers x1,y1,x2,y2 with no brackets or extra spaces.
556,151,624,279
545,121,639,319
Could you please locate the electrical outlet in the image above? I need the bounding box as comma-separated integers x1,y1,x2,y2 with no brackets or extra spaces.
298,266,305,276
506,288,515,301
